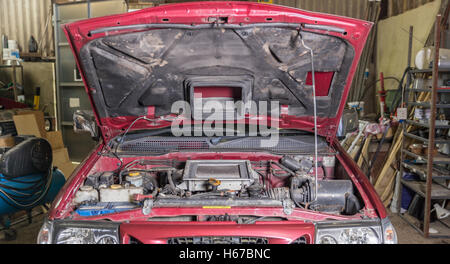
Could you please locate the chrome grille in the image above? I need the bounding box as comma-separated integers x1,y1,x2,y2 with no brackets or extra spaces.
167,236,269,244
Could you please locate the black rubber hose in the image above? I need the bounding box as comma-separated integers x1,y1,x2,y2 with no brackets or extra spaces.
389,67,411,113
357,77,401,103
146,176,159,197
166,171,177,194
321,164,329,180
0,167,53,209
272,161,296,177
345,193,362,215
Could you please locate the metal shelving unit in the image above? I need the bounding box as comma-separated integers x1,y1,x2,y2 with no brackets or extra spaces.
53,0,127,161
0,64,24,102
398,15,450,238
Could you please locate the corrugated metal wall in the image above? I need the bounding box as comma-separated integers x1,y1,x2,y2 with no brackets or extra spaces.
273,0,368,19
0,0,54,57
386,0,436,17
273,0,436,19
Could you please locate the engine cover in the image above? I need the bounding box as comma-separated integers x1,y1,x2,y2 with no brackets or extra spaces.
177,160,256,192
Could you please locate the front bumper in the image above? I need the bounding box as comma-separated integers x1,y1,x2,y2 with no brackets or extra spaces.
120,221,314,244
38,217,397,244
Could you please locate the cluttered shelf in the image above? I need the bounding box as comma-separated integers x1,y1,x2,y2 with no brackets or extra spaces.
405,119,450,129
401,179,450,200
401,162,450,180
410,68,450,73
403,149,450,164
399,213,450,238
406,86,450,93
406,101,450,108
338,15,450,239
404,131,450,144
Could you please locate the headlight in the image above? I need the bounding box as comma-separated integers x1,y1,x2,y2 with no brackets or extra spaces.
37,220,120,244
316,219,393,244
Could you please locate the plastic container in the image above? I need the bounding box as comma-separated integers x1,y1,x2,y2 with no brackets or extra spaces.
99,185,143,203
74,185,99,205
125,172,143,187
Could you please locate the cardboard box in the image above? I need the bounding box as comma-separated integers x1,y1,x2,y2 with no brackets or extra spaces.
0,135,15,148
13,111,46,138
15,110,46,129
46,131,64,150
58,161,77,179
53,147,70,167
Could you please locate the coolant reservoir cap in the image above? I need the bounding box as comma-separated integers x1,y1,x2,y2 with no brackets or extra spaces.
128,172,141,177
110,184,123,189
208,178,221,186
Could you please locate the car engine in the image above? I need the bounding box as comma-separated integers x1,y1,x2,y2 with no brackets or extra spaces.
71,153,363,217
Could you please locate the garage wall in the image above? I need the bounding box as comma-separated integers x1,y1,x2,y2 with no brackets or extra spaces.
376,0,442,90
274,0,368,19
21,62,56,117
0,0,54,57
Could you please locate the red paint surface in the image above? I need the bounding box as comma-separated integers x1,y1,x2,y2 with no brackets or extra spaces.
0,97,28,109
63,1,373,143
120,221,315,244
194,86,242,99
306,71,335,96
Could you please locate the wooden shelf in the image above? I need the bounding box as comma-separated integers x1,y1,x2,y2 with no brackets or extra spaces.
401,179,450,200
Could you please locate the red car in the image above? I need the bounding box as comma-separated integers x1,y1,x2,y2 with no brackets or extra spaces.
37,1,397,244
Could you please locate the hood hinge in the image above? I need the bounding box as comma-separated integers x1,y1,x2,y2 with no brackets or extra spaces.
325,125,337,143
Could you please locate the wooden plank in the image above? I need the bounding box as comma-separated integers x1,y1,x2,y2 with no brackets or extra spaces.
357,134,372,169
374,76,432,206
380,168,397,202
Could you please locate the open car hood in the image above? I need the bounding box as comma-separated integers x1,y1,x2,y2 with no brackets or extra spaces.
63,1,371,143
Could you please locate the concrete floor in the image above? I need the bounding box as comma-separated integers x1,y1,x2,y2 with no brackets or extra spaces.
388,211,450,244
0,209,448,244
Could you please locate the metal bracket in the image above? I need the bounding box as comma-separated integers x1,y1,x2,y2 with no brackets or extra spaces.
142,199,154,216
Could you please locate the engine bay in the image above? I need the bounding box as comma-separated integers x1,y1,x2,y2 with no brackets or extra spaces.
71,151,365,218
